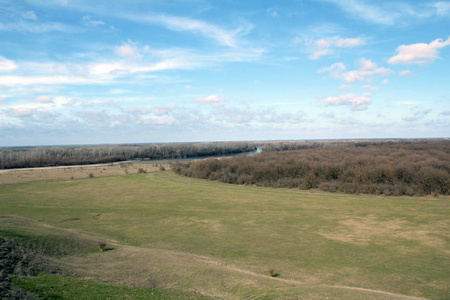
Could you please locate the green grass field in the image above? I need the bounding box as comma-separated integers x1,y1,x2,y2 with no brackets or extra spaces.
1,170,449,299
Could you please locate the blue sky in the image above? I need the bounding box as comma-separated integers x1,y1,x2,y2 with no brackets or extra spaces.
1,0,449,146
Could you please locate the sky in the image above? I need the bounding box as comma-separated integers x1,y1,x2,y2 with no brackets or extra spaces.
0,0,449,146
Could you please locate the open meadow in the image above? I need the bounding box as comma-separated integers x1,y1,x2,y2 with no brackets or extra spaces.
0,166,449,299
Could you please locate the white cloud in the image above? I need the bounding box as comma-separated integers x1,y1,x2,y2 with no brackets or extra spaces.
23,11,37,20
319,58,392,83
151,116,176,126
388,37,450,64
381,79,389,84
123,106,151,115
35,96,53,103
307,37,365,60
309,48,332,60
399,70,414,76
193,95,227,107
0,57,18,72
82,15,105,27
115,41,142,58
12,107,33,117
335,38,365,48
323,93,372,110
153,104,177,116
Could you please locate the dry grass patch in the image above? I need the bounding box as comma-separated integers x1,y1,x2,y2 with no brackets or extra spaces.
318,216,450,253
0,162,170,185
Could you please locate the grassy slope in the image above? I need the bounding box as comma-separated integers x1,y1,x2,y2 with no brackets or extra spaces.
13,274,212,300
0,171,449,299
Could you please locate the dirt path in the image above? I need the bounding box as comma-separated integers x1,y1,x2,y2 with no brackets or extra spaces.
194,256,426,300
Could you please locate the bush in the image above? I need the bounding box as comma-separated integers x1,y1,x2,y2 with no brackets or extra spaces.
268,268,278,277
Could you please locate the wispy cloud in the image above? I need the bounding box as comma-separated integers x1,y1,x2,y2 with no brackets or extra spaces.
321,0,450,25
320,0,398,25
0,44,263,88
121,13,251,47
0,57,18,72
0,20,75,33
267,8,279,18
402,107,432,122
22,11,38,20
0,75,100,86
388,37,450,64
430,2,450,17
81,15,105,27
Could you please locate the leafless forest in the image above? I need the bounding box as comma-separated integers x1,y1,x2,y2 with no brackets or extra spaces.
0,142,255,169
173,139,450,196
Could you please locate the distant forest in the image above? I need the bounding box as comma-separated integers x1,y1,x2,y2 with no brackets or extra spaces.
173,140,450,196
0,142,256,169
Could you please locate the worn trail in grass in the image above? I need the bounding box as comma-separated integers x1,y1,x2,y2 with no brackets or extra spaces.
0,171,449,299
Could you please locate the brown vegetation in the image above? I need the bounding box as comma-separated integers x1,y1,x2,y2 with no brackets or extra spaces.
173,140,450,196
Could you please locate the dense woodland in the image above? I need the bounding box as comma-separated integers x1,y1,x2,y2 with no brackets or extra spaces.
0,142,255,169
173,140,450,196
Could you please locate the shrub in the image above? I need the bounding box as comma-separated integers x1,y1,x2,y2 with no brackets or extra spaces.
99,243,106,251
268,268,278,277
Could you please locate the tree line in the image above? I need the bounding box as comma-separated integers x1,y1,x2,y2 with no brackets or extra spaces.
0,142,256,169
173,140,450,196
